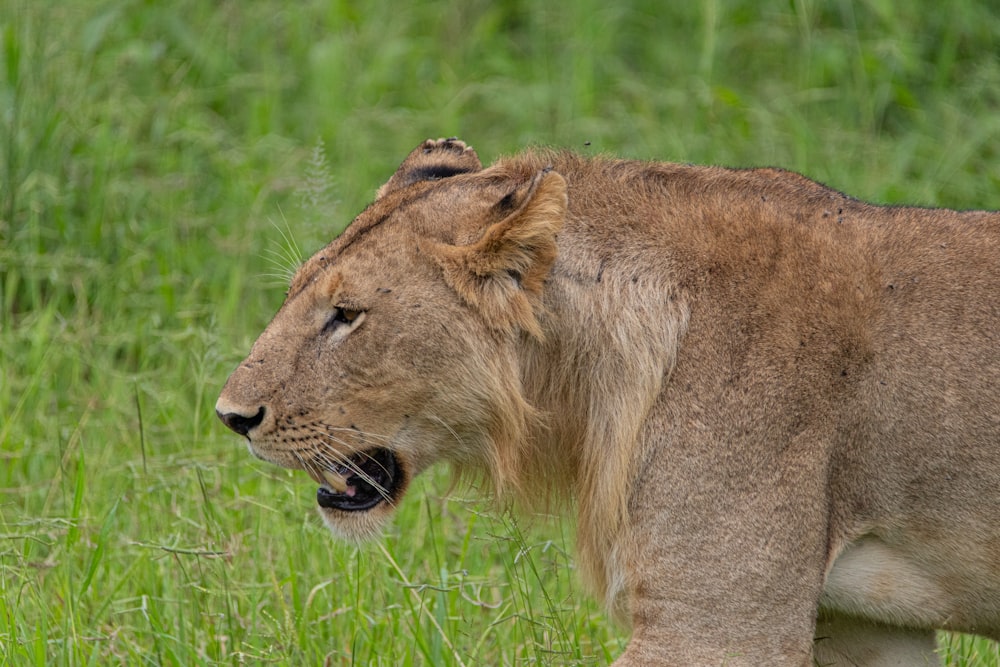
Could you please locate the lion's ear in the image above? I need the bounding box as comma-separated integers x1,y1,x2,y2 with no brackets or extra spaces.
423,169,567,338
376,138,483,200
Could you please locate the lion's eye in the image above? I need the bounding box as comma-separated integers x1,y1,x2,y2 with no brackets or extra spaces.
323,308,363,334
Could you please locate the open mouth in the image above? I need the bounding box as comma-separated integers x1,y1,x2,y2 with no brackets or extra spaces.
311,448,402,512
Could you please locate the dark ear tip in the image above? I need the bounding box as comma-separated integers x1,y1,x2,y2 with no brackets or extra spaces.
424,137,475,155
378,138,483,199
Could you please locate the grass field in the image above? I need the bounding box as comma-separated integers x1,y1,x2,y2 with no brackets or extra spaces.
2,1,1000,664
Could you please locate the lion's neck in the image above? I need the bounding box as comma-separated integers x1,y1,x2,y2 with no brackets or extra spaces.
518,262,689,610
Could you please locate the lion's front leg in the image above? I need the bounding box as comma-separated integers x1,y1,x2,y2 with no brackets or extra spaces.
612,638,814,667
613,545,821,667
610,431,832,666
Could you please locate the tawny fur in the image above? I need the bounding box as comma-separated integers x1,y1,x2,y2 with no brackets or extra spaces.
218,139,1000,666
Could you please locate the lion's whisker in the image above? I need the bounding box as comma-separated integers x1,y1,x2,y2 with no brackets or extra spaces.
309,438,393,501
428,414,466,448
316,423,394,443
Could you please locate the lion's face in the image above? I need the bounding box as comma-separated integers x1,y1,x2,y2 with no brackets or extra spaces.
216,139,566,538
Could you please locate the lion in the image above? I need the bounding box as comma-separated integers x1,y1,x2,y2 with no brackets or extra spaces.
217,138,1000,666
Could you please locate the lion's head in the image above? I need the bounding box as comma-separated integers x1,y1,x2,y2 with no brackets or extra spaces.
216,139,567,539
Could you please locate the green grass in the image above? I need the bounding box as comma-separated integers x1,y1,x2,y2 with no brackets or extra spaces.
2,0,999,664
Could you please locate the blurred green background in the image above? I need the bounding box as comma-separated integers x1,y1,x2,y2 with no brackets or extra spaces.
2,1,999,664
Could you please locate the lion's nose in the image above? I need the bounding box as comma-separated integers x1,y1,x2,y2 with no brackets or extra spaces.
216,405,266,436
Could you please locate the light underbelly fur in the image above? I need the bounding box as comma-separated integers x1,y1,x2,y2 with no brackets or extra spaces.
821,535,998,637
